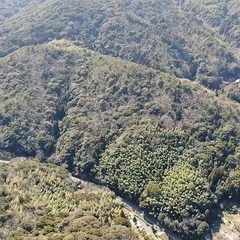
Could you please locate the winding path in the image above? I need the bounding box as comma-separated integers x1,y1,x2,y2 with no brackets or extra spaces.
1,160,181,240
122,198,181,240
71,175,182,240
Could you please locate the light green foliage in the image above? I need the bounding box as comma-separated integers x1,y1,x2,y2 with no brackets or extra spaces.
141,181,162,199
223,82,240,103
140,163,211,237
0,159,139,239
0,1,239,238
0,40,239,239
96,126,188,197
158,163,211,217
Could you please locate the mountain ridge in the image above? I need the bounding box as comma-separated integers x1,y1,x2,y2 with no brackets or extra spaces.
0,39,239,238
0,0,239,88
0,0,240,238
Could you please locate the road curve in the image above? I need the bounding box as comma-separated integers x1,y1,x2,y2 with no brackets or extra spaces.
73,176,182,240
121,198,182,240
1,160,182,240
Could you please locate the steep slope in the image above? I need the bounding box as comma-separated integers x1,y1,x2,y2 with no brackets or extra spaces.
0,0,239,88
221,80,240,103
0,0,45,21
0,40,239,239
185,0,240,48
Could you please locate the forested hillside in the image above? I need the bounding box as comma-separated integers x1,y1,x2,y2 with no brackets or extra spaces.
0,0,240,239
186,0,240,48
0,0,43,21
0,40,239,239
0,0,239,88
0,159,141,239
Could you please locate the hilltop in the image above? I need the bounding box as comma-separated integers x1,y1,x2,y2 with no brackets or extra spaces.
0,40,239,238
0,0,240,239
0,0,239,89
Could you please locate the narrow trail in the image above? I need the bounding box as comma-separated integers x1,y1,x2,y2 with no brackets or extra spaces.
122,198,181,240
71,175,182,240
1,160,181,240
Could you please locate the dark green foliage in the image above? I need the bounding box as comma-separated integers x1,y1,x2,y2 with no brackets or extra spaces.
1,0,239,239
0,0,42,21
185,0,240,47
0,0,239,87
0,0,240,236
96,124,215,237
223,82,240,103
0,40,239,239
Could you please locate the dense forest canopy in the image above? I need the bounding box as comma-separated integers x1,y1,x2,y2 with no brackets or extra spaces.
0,159,142,239
0,0,240,239
0,0,239,88
0,40,239,239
